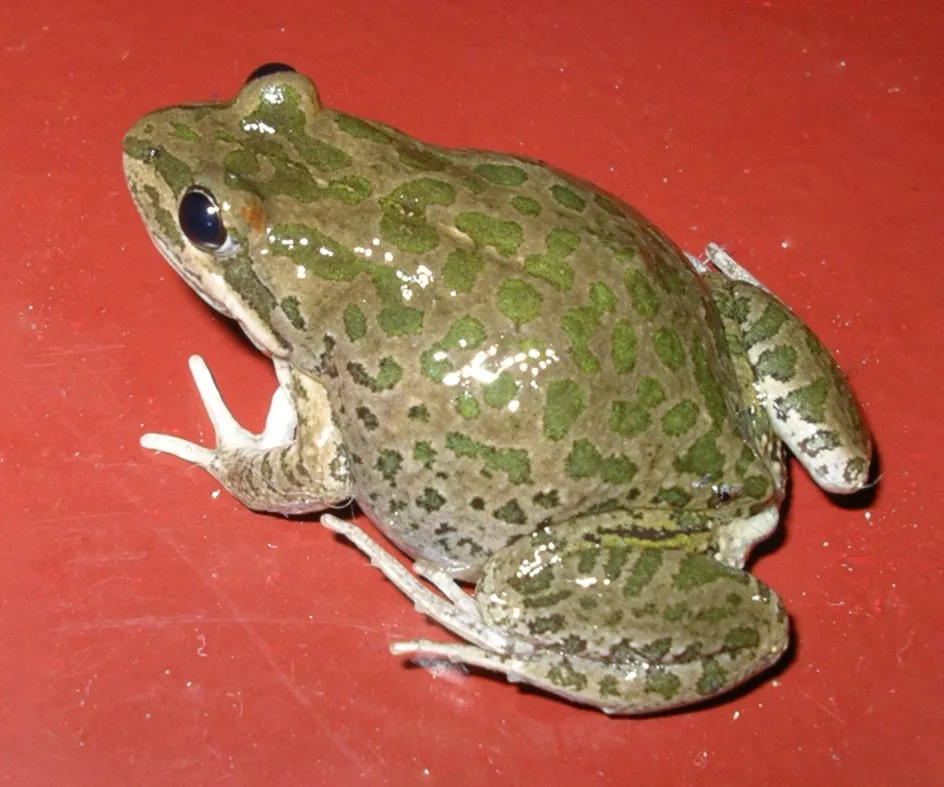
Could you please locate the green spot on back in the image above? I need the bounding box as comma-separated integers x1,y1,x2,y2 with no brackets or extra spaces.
445,432,532,484
343,304,367,342
355,405,379,430
544,380,587,440
272,224,367,281
610,378,665,437
421,316,487,382
610,400,650,438
674,433,724,479
455,211,523,257
612,320,638,374
380,178,456,253
532,490,560,509
600,455,637,484
511,196,542,216
474,163,528,186
442,249,485,293
589,282,617,314
562,307,602,373
368,266,425,337
550,184,587,212
565,439,637,484
623,269,660,319
525,228,580,291
566,439,602,478
654,486,692,507
484,372,520,409
652,328,686,370
498,278,543,327
347,357,403,392
662,400,699,436
455,391,481,419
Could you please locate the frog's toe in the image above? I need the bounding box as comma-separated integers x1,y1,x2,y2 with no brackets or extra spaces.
186,355,264,450
703,242,767,289
321,514,522,655
140,431,216,468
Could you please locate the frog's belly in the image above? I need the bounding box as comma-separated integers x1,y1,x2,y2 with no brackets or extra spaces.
355,496,492,581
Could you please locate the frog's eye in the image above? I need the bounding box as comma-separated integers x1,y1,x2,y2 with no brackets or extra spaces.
179,187,227,251
245,63,296,83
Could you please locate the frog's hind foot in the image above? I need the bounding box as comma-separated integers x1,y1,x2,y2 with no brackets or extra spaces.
687,242,768,290
320,514,528,657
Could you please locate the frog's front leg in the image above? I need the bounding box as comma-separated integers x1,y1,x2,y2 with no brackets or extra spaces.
322,515,789,715
142,355,352,514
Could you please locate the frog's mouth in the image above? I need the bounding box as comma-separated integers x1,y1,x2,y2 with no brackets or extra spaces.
147,229,289,360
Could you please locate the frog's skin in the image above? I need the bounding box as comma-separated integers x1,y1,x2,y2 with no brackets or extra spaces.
123,67,872,715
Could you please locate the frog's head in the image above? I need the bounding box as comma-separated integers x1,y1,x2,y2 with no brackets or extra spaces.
122,65,325,358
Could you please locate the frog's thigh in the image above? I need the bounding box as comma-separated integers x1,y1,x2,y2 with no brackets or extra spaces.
142,356,352,514
457,522,790,714
731,280,872,493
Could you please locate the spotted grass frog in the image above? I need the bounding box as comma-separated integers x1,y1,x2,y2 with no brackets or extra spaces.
123,65,872,714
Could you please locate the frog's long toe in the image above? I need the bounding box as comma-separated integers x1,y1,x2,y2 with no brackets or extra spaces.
320,514,524,656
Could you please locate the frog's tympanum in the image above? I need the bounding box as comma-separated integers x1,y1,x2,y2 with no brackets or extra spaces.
124,65,872,714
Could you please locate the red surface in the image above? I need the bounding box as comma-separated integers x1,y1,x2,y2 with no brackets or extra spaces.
2,1,941,784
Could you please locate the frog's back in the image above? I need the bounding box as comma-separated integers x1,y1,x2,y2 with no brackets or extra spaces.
265,110,779,573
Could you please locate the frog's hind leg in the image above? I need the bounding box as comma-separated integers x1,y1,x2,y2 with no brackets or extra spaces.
141,355,352,514
698,245,873,493
322,515,789,715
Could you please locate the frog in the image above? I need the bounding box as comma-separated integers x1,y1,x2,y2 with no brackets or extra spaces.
122,64,873,715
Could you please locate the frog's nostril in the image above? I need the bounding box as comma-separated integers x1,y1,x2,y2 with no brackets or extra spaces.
245,63,296,83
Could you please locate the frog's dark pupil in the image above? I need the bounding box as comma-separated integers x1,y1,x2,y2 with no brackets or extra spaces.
179,188,226,250
245,63,296,83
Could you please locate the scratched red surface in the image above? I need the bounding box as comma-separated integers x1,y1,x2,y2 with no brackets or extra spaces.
1,1,941,784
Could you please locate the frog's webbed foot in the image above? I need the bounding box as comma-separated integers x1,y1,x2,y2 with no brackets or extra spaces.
142,355,352,514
